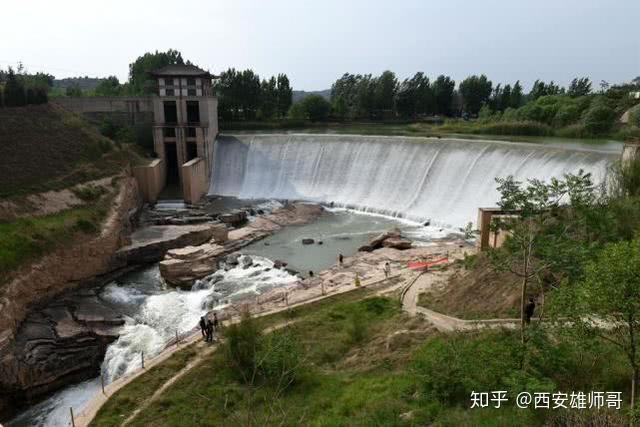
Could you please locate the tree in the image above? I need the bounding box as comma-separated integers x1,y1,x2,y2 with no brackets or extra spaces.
569,239,640,416
511,80,524,108
331,73,361,118
65,84,82,97
275,74,292,118
373,70,398,116
529,80,564,100
128,49,185,94
4,67,26,106
491,171,596,343
396,72,433,118
499,84,512,112
94,76,122,96
290,95,330,122
459,74,493,115
432,75,455,116
259,76,277,119
567,77,592,98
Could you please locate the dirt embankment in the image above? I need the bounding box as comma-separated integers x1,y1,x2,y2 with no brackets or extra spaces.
0,176,142,349
418,255,522,319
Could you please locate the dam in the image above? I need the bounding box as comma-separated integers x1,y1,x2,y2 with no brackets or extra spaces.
6,134,619,426
209,134,617,228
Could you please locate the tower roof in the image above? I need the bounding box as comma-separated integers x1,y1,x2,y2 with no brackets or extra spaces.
150,64,214,78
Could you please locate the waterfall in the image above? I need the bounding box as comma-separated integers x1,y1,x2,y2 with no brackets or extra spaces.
209,134,617,228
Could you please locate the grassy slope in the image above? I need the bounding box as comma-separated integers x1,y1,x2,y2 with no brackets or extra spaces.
91,285,629,427
0,104,140,198
0,104,145,285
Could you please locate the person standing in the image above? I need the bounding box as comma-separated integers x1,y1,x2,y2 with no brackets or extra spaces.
524,298,536,324
338,253,344,266
384,262,391,278
354,272,361,287
213,312,219,331
199,316,207,340
206,318,214,342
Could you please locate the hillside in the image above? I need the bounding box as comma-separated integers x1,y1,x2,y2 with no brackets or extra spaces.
292,89,331,103
0,104,137,198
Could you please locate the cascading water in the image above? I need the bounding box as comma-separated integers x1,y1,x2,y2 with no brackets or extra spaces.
209,135,617,228
8,256,298,427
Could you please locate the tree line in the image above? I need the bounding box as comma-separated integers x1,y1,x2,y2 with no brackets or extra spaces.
0,63,52,107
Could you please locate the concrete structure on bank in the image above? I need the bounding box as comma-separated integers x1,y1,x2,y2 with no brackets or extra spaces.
54,64,219,204
477,208,518,250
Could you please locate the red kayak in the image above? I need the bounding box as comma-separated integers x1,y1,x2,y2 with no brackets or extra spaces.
408,257,448,271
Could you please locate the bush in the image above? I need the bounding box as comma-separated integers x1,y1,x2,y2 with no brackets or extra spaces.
582,104,617,135
288,95,331,122
74,218,98,233
72,184,106,202
257,328,302,387
222,312,262,383
629,104,640,127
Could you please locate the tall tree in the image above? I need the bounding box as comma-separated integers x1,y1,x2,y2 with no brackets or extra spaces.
275,74,292,118
3,67,26,107
499,84,512,112
260,76,277,119
128,49,185,94
459,74,493,115
432,75,455,116
331,73,361,119
510,80,524,108
567,77,592,98
396,72,433,118
373,70,398,116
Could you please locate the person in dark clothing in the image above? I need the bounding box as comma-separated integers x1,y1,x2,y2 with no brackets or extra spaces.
206,319,214,342
199,316,207,339
525,298,536,324
338,254,344,266
309,270,314,277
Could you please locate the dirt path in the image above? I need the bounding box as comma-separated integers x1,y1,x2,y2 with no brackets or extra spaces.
400,268,518,331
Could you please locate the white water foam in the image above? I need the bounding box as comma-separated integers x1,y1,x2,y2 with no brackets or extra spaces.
209,134,615,229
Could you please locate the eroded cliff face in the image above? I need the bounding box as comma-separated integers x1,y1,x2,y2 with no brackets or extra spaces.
0,176,141,420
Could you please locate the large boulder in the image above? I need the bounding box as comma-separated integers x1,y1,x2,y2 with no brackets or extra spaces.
382,237,413,250
219,210,248,228
301,238,315,245
159,243,226,288
359,228,405,252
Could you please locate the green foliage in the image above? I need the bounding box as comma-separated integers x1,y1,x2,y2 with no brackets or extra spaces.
582,102,617,135
65,84,83,97
629,104,640,127
94,76,122,96
459,74,493,115
291,94,331,122
528,79,564,100
72,184,106,202
128,49,184,94
222,312,262,383
396,72,434,118
568,77,592,98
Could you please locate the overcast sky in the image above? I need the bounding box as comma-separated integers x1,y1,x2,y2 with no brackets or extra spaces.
1,0,638,90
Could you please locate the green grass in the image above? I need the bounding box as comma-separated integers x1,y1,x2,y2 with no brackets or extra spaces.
89,288,633,427
90,346,198,427
0,204,109,286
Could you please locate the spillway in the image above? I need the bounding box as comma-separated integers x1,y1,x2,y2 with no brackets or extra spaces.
209,134,617,228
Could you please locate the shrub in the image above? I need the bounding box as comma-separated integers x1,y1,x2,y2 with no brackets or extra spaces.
72,184,106,202
222,312,262,383
257,328,303,387
74,218,98,233
582,104,617,135
629,104,640,127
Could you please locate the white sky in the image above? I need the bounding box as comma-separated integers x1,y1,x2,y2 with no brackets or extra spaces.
1,0,638,90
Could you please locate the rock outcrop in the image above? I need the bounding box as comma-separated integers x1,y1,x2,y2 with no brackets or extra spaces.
159,243,226,288
0,290,124,420
116,223,227,265
358,228,412,252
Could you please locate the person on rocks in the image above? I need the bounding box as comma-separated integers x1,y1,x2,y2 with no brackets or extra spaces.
525,298,536,324
383,262,391,278
354,272,361,287
309,270,314,278
338,253,344,266
199,316,207,340
213,312,219,331
206,318,214,342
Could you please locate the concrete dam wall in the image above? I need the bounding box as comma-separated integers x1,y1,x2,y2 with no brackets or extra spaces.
208,134,617,228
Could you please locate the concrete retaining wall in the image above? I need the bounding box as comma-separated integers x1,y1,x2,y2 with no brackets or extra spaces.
133,159,166,204
181,157,207,204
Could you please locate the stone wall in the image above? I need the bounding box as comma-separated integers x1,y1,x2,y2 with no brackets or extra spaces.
182,157,208,204
133,159,166,204
0,176,142,352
